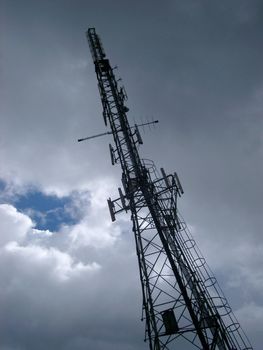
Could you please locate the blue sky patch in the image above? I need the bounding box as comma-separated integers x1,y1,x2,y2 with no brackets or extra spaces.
14,189,78,231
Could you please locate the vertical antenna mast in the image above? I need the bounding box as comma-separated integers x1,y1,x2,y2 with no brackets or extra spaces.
85,28,253,350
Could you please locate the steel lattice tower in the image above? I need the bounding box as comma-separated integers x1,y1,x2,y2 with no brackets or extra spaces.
85,28,253,350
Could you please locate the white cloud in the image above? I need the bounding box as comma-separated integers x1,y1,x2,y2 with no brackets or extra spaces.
0,204,33,246
67,217,121,249
0,201,101,282
0,199,142,350
65,180,126,249
4,242,100,282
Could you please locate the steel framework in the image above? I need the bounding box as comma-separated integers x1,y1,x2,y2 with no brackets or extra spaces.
85,28,253,350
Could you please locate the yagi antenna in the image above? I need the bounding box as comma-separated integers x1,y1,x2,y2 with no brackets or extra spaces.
78,120,159,142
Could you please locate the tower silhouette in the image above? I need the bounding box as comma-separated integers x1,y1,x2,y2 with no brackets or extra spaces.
85,28,253,350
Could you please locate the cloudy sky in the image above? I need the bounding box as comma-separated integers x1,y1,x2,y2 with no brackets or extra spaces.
0,0,262,349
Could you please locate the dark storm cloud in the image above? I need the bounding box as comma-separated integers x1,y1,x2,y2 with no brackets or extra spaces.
1,0,262,349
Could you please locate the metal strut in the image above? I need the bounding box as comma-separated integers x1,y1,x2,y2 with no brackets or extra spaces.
85,27,253,350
